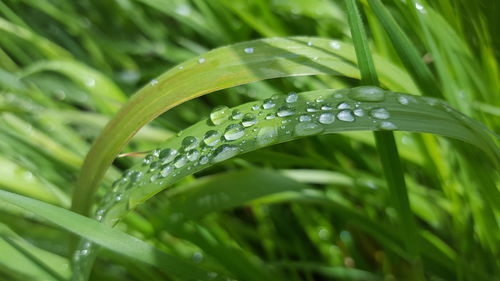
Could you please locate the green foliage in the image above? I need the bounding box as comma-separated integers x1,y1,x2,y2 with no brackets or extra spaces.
0,0,498,281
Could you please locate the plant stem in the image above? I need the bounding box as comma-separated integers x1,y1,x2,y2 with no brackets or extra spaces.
344,0,424,279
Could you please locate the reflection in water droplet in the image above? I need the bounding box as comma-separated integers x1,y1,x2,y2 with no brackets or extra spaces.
378,121,398,130
265,113,276,120
330,40,341,50
353,108,365,117
224,124,245,140
299,115,312,122
210,105,230,125
337,102,352,110
306,102,320,112
160,148,177,164
192,252,204,263
161,165,173,177
370,108,390,119
241,113,257,127
398,96,409,105
174,155,187,168
198,57,205,64
277,104,296,117
182,136,199,150
203,130,221,146
187,150,200,161
294,122,323,136
199,156,209,165
244,47,254,54
231,110,243,120
337,110,355,122
211,145,239,163
286,92,298,103
256,126,278,146
262,98,276,109
321,103,333,110
318,113,335,124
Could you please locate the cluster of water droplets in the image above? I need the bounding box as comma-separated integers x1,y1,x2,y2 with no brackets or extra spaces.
73,86,422,275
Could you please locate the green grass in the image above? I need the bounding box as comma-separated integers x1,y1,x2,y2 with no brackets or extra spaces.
0,0,499,281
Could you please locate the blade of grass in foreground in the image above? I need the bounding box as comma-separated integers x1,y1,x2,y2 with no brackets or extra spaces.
344,1,422,272
0,190,226,281
71,36,417,217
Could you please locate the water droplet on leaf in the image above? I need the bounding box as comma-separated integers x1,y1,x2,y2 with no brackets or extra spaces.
203,130,221,147
337,110,355,122
210,105,230,125
294,122,323,136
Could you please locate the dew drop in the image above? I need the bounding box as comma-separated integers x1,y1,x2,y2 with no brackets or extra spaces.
187,150,200,161
182,136,199,150
143,155,154,165
130,171,143,183
321,103,333,110
299,115,312,122
211,145,239,163
265,113,276,120
330,40,341,50
370,108,390,119
378,121,398,130
318,112,335,124
337,110,355,122
262,98,276,109
150,173,159,182
224,123,245,141
115,193,123,202
160,165,173,177
210,105,230,125
337,102,352,110
241,113,257,127
349,86,386,102
286,92,298,103
160,148,177,164
306,102,321,112
203,130,221,146
251,104,260,111
199,156,209,165
277,104,296,117
294,122,323,136
198,57,205,64
85,78,96,87
353,108,365,117
256,126,278,146
231,110,243,120
192,252,204,263
307,41,313,46
150,79,158,86
244,47,254,54
398,96,409,105
174,155,188,168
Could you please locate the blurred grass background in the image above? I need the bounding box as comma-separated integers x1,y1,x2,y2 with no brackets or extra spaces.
0,0,499,280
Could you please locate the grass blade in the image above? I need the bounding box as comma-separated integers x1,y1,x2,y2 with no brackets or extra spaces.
0,190,225,281
71,36,417,216
367,0,440,98
344,0,421,266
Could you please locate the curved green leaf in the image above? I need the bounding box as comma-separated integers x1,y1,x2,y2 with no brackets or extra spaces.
71,36,419,216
